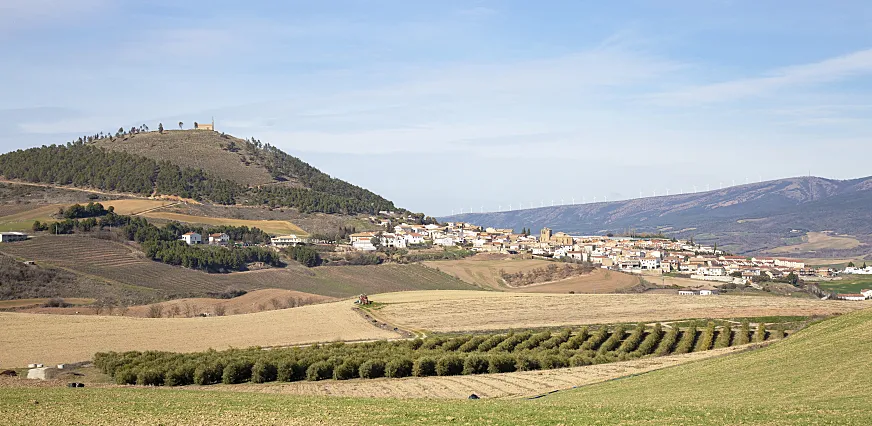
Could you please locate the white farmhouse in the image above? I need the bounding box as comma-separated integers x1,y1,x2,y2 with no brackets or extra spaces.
272,235,305,247
181,232,202,245
208,233,230,245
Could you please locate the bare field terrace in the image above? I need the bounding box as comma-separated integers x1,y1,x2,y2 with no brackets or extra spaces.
372,290,868,332
0,300,398,368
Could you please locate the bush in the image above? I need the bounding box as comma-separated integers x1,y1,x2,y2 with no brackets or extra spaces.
476,334,507,352
413,357,437,377
538,354,568,370
597,325,625,354
115,368,138,385
754,323,767,343
194,362,224,385
306,361,333,381
540,329,572,350
165,365,195,386
560,327,589,350
694,322,716,352
633,323,663,356
617,323,646,353
407,338,424,350
277,360,307,382
581,328,609,351
514,331,550,351
488,354,517,373
333,360,360,380
494,332,531,352
462,355,490,375
714,325,732,349
673,324,698,354
457,336,486,352
515,354,540,371
251,361,278,383
569,354,592,367
442,336,472,351
358,360,386,379
736,321,751,345
386,358,413,378
435,355,463,376
654,326,679,356
420,337,445,350
222,361,254,384
136,369,164,386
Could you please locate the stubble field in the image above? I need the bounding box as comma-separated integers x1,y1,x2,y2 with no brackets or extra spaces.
0,300,399,368
372,290,867,332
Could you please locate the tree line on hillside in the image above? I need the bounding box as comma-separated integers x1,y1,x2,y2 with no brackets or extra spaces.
0,144,238,204
0,142,400,215
231,137,396,213
32,211,279,273
57,202,111,219
93,320,784,387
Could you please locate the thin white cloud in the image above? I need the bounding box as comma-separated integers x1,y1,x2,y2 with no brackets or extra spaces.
652,48,872,105
0,0,109,30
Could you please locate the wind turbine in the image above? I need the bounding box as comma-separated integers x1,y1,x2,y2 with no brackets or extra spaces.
639,190,643,199
572,197,575,204
693,185,697,193
653,190,656,197
604,195,608,202
498,204,501,211
509,204,512,210
707,184,710,191
561,198,564,205
666,188,670,196
551,200,555,207
480,205,483,213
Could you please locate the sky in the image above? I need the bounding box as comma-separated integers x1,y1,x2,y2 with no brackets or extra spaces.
2,0,872,216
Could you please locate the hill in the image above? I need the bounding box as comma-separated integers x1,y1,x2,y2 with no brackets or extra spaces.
442,175,872,256
2,306,870,424
0,129,399,215
0,235,478,303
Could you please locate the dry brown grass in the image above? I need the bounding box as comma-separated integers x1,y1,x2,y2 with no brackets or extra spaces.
372,290,869,333
423,257,638,293
140,211,308,236
17,289,334,317
770,231,862,253
0,300,399,368
94,130,275,187
197,345,751,399
100,199,174,215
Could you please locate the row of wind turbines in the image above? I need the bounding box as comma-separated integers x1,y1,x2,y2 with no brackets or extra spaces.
452,176,766,215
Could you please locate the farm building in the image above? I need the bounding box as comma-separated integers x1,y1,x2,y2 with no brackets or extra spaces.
0,232,28,242
678,290,697,295
181,232,202,245
208,233,230,245
271,234,306,247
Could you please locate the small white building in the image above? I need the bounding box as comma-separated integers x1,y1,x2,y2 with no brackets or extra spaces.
0,232,28,242
699,289,718,296
839,293,868,301
208,233,230,245
405,233,426,245
181,232,202,245
272,235,305,247
678,290,697,296
861,289,872,299
640,257,660,270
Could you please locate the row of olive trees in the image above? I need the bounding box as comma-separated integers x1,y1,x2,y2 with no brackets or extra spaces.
95,321,786,387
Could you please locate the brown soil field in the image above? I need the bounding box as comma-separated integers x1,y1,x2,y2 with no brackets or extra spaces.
372,291,869,333
0,300,400,368
770,231,862,253
140,211,308,236
17,289,334,317
423,257,639,293
0,235,478,299
99,199,175,215
195,345,753,399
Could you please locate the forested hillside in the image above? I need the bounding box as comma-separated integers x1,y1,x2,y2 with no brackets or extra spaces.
0,131,398,215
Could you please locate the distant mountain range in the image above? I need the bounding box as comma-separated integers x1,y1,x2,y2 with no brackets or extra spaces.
441,176,872,257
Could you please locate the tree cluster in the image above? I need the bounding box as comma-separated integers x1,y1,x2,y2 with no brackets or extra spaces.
57,202,111,219
283,245,322,267
500,263,593,286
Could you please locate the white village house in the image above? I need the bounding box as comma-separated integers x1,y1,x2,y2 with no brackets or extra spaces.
271,235,306,247
208,233,230,245
181,232,202,245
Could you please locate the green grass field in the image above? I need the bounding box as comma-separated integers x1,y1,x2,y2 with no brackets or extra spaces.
817,276,872,294
2,308,870,425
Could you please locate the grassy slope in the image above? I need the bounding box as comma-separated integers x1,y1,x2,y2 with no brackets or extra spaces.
3,308,871,425
817,276,872,294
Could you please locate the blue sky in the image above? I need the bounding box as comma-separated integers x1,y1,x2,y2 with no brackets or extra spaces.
2,1,871,215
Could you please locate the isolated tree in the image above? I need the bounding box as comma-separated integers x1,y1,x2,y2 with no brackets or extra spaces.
158,123,164,134
784,272,799,286
194,121,199,129
864,262,868,269
179,121,184,130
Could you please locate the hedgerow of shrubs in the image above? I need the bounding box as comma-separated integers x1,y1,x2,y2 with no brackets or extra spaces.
95,322,779,388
